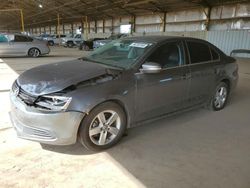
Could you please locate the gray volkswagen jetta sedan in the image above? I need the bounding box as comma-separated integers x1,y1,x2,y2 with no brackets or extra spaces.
9,36,238,151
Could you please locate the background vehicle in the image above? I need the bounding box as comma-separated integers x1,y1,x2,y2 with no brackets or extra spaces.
44,34,67,46
93,33,128,48
0,33,50,57
9,36,238,151
35,33,52,41
79,38,105,51
62,34,84,48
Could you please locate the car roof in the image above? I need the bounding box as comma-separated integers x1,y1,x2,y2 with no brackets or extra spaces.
124,35,207,44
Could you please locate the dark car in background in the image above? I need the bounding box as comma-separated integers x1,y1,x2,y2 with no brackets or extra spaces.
79,38,105,51
9,36,238,151
93,33,128,48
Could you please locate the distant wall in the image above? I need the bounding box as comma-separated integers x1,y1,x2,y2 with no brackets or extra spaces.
17,2,249,58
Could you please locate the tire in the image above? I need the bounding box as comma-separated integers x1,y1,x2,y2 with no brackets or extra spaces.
67,41,74,48
28,48,40,58
78,102,127,151
84,45,90,51
208,82,229,111
79,44,83,50
48,40,54,46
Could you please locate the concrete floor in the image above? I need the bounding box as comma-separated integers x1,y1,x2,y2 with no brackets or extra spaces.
0,47,250,188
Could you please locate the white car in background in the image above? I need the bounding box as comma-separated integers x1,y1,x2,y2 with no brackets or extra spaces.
62,34,84,48
0,33,50,57
44,34,67,46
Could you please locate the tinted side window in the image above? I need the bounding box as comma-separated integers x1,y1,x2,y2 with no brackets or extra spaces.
147,42,182,68
187,41,211,64
14,35,32,42
210,47,219,60
75,34,81,38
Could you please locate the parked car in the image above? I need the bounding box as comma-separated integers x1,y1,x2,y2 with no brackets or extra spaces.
0,33,50,57
93,33,128,48
43,34,67,46
35,34,52,41
79,38,105,51
62,34,84,48
9,36,238,151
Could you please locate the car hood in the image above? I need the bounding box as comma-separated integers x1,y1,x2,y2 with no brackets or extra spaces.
17,59,108,96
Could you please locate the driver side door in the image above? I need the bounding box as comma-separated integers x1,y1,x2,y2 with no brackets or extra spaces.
135,40,191,122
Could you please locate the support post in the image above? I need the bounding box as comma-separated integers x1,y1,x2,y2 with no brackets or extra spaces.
20,9,25,32
111,17,114,34
103,19,105,33
71,23,74,35
95,20,97,33
83,16,88,40
62,24,65,34
204,7,211,31
57,13,61,44
132,15,136,33
162,12,166,32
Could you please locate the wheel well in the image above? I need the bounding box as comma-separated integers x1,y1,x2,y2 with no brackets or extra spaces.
84,99,129,127
76,99,130,141
221,79,231,93
102,99,129,128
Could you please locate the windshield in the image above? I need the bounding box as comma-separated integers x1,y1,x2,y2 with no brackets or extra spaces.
84,39,154,69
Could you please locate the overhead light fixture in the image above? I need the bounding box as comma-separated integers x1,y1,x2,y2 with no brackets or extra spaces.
38,4,43,8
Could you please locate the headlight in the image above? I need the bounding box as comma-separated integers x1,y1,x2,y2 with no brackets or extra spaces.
99,42,105,46
36,95,72,112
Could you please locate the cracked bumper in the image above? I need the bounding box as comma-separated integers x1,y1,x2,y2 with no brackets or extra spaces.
9,94,85,145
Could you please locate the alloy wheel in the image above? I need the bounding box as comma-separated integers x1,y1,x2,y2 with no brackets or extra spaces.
214,86,227,108
29,48,40,57
89,110,121,146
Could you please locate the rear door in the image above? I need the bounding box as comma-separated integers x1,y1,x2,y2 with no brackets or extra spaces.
185,40,217,106
11,35,33,55
135,40,191,121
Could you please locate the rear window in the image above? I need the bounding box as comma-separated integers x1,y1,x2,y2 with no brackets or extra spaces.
14,35,33,42
187,41,212,64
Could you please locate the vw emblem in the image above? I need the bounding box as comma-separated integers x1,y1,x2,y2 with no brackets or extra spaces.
13,87,20,97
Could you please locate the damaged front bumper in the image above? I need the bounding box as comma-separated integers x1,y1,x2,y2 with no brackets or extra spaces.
9,93,85,145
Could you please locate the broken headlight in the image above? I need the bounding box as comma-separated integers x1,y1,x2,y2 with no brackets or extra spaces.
36,95,72,112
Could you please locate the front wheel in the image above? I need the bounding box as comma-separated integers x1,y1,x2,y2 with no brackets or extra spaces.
78,102,126,151
28,48,40,58
209,82,229,111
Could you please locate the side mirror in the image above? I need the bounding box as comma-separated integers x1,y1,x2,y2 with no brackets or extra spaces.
140,62,162,74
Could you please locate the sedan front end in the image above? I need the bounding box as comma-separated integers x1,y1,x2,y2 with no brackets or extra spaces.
9,81,84,145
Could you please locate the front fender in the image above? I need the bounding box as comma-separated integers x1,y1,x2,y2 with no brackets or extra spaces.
65,77,135,127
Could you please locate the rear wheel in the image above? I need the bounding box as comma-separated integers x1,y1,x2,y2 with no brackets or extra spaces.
78,102,126,151
84,45,90,51
28,48,40,57
67,41,74,48
208,82,229,111
48,40,54,46
79,44,83,50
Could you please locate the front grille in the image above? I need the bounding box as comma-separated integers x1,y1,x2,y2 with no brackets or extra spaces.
12,81,38,105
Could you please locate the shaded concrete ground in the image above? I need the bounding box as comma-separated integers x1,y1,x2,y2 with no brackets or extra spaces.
0,47,250,188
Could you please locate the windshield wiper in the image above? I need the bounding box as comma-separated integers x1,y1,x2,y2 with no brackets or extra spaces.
79,57,101,64
80,57,124,70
